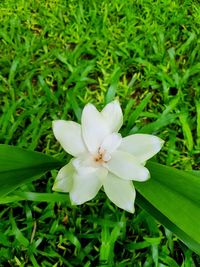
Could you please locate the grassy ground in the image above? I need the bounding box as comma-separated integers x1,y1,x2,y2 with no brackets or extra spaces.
0,0,200,266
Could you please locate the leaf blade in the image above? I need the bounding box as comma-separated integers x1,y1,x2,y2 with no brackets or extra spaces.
135,162,200,254
0,144,62,197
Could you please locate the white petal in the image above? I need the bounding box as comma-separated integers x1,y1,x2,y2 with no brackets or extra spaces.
103,172,135,213
100,133,122,154
52,120,87,157
52,161,74,192
72,156,98,175
81,104,110,154
120,134,164,163
70,167,107,205
104,150,150,181
101,100,123,132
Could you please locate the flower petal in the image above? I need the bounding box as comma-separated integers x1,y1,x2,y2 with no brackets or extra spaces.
120,134,164,163
81,103,110,154
104,150,150,181
101,100,123,132
72,156,97,175
103,172,135,213
70,167,107,205
52,120,87,157
52,161,74,192
100,132,122,154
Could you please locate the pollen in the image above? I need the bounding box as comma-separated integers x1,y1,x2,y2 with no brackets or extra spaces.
94,148,111,164
94,154,103,163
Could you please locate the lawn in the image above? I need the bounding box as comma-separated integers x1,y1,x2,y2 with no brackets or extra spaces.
0,0,200,266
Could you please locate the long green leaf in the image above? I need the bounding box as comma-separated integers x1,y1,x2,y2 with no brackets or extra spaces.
0,144,62,197
0,191,70,204
135,162,200,255
136,193,200,255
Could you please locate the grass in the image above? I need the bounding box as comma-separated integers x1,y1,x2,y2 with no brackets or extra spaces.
0,0,200,265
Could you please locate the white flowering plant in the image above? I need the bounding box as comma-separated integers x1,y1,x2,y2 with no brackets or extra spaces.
52,100,164,213
0,100,200,255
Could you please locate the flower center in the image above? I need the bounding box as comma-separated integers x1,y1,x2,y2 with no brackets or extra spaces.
94,147,111,164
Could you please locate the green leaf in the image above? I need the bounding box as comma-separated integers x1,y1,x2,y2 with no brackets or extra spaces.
136,114,177,134
127,92,152,130
105,66,121,104
179,109,194,151
135,162,200,255
0,191,70,204
196,100,200,148
0,144,62,197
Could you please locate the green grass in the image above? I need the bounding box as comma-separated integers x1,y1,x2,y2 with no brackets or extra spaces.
0,0,200,266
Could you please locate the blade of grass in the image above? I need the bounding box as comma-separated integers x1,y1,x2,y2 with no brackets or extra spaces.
179,109,194,151
0,192,71,204
105,66,121,104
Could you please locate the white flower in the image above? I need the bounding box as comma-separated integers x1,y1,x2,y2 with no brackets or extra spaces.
52,100,164,213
